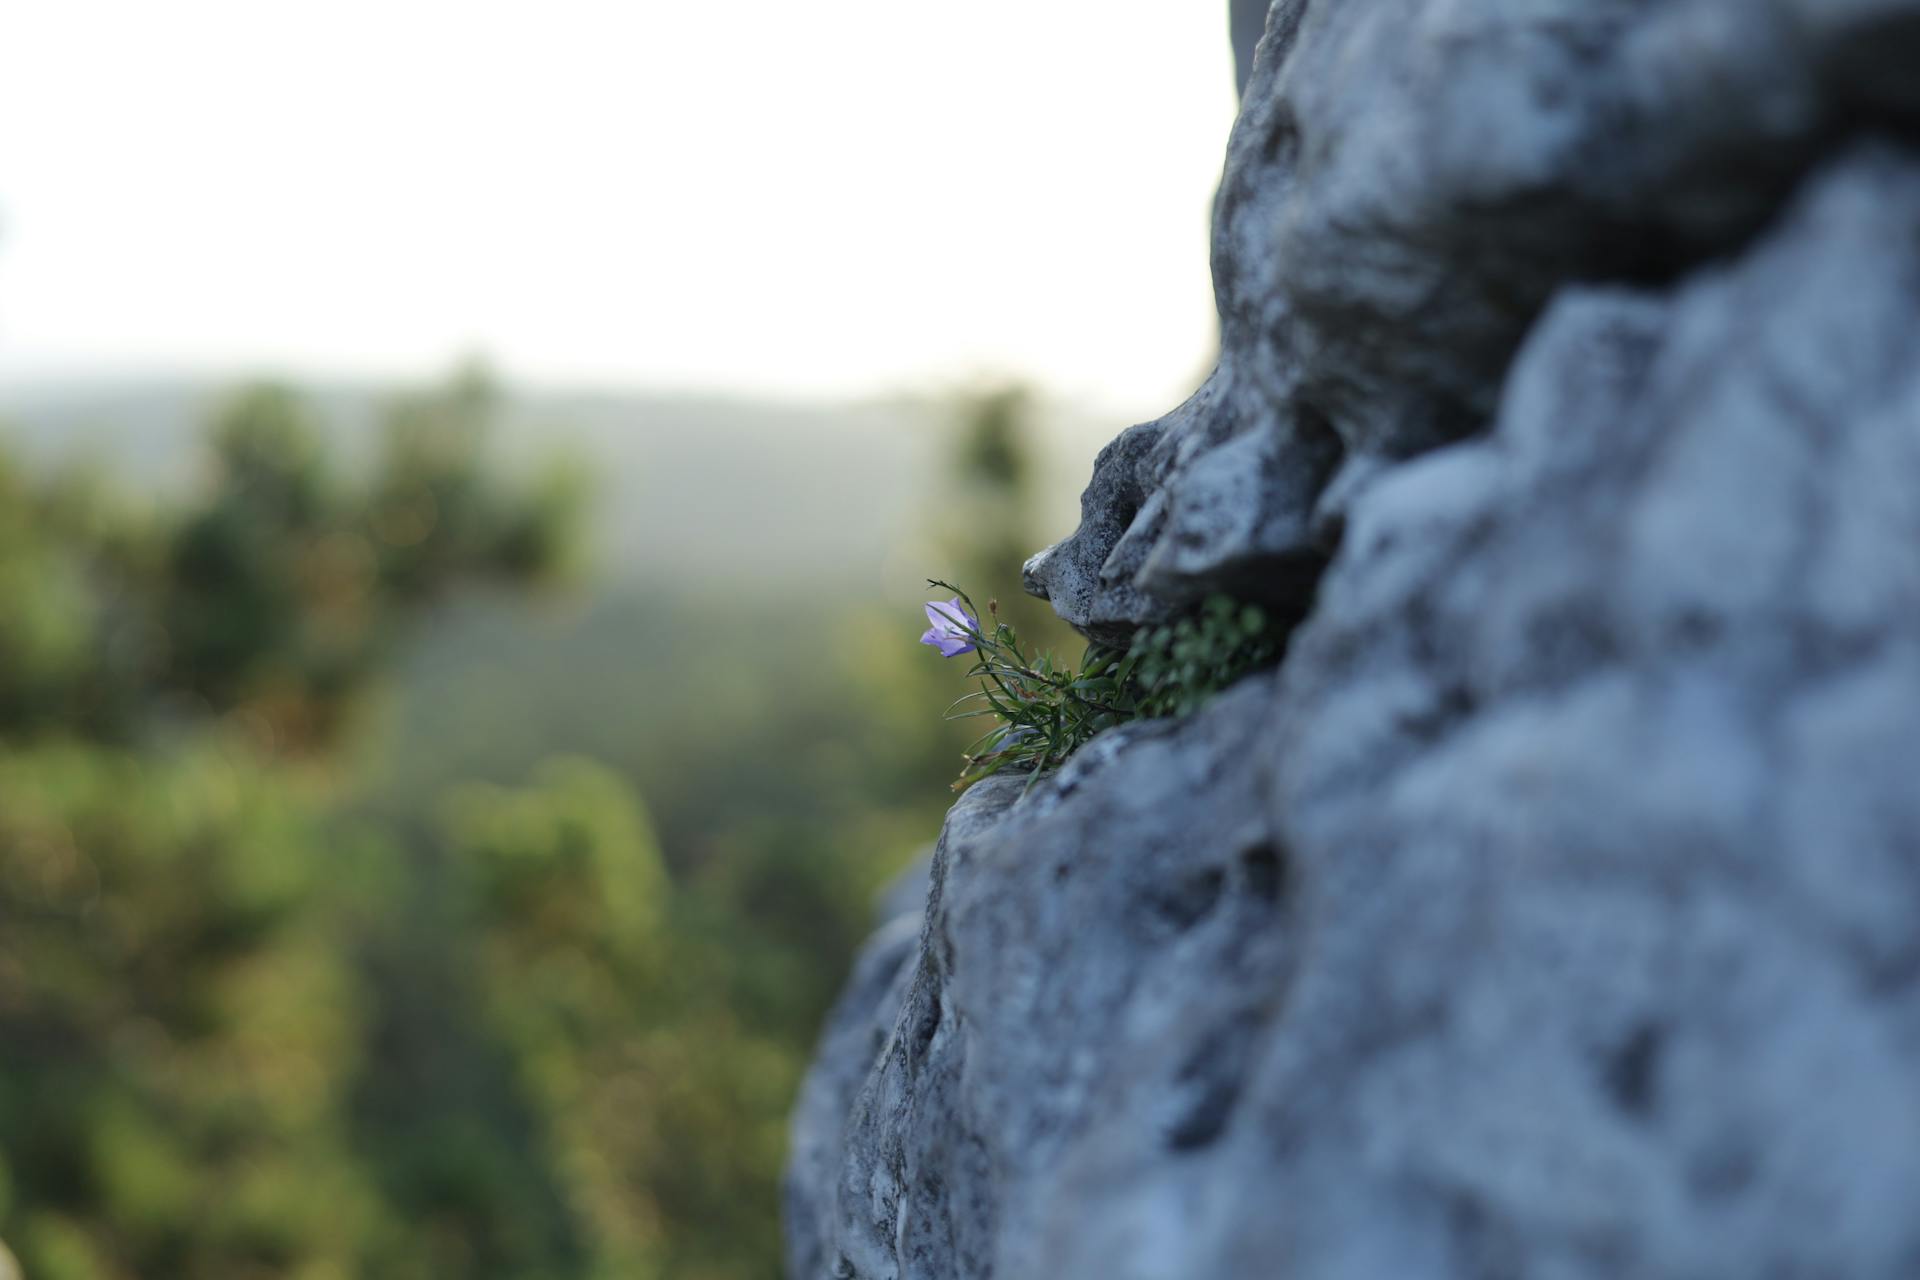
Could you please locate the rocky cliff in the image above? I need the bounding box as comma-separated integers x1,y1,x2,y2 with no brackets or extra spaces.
786,2,1920,1276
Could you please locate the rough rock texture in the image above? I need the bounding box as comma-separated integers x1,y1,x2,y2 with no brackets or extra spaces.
790,1,1920,1276
1024,0,1918,641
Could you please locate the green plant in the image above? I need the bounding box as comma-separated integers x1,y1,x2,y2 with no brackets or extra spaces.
925,581,1285,791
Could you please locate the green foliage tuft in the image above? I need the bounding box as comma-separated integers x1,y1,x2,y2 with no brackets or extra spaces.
1115,594,1285,720
929,581,1286,792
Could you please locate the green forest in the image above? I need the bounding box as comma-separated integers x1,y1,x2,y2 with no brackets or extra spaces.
0,371,1075,1279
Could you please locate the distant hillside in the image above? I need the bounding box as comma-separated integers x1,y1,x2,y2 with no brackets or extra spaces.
0,378,1113,592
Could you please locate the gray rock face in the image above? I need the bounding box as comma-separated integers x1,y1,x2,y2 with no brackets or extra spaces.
1025,0,1910,641
788,1,1920,1276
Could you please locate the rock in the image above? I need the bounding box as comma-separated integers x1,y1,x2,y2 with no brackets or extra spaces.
873,851,935,930
1025,0,1913,642
789,1,1920,1276
1046,141,1920,1280
790,688,1289,1280
784,851,938,1280
784,911,924,1280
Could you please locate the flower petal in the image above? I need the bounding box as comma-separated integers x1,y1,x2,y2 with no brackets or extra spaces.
920,596,978,656
928,598,975,632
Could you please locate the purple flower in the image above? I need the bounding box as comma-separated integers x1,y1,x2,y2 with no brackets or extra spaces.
920,598,977,658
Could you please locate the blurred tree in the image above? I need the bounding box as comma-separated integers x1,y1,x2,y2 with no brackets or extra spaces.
0,742,383,1280
0,365,582,755
0,370,1061,1280
161,369,583,751
0,367,584,1280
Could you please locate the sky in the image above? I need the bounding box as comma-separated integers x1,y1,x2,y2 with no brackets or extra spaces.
0,2,1238,415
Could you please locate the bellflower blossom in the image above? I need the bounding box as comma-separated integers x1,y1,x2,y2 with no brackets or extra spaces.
920,598,978,657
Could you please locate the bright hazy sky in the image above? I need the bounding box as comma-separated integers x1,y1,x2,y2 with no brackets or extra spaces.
0,2,1238,413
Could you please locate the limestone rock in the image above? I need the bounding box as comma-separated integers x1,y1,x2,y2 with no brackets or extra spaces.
789,1,1920,1276
1045,142,1920,1280
1025,0,1909,641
